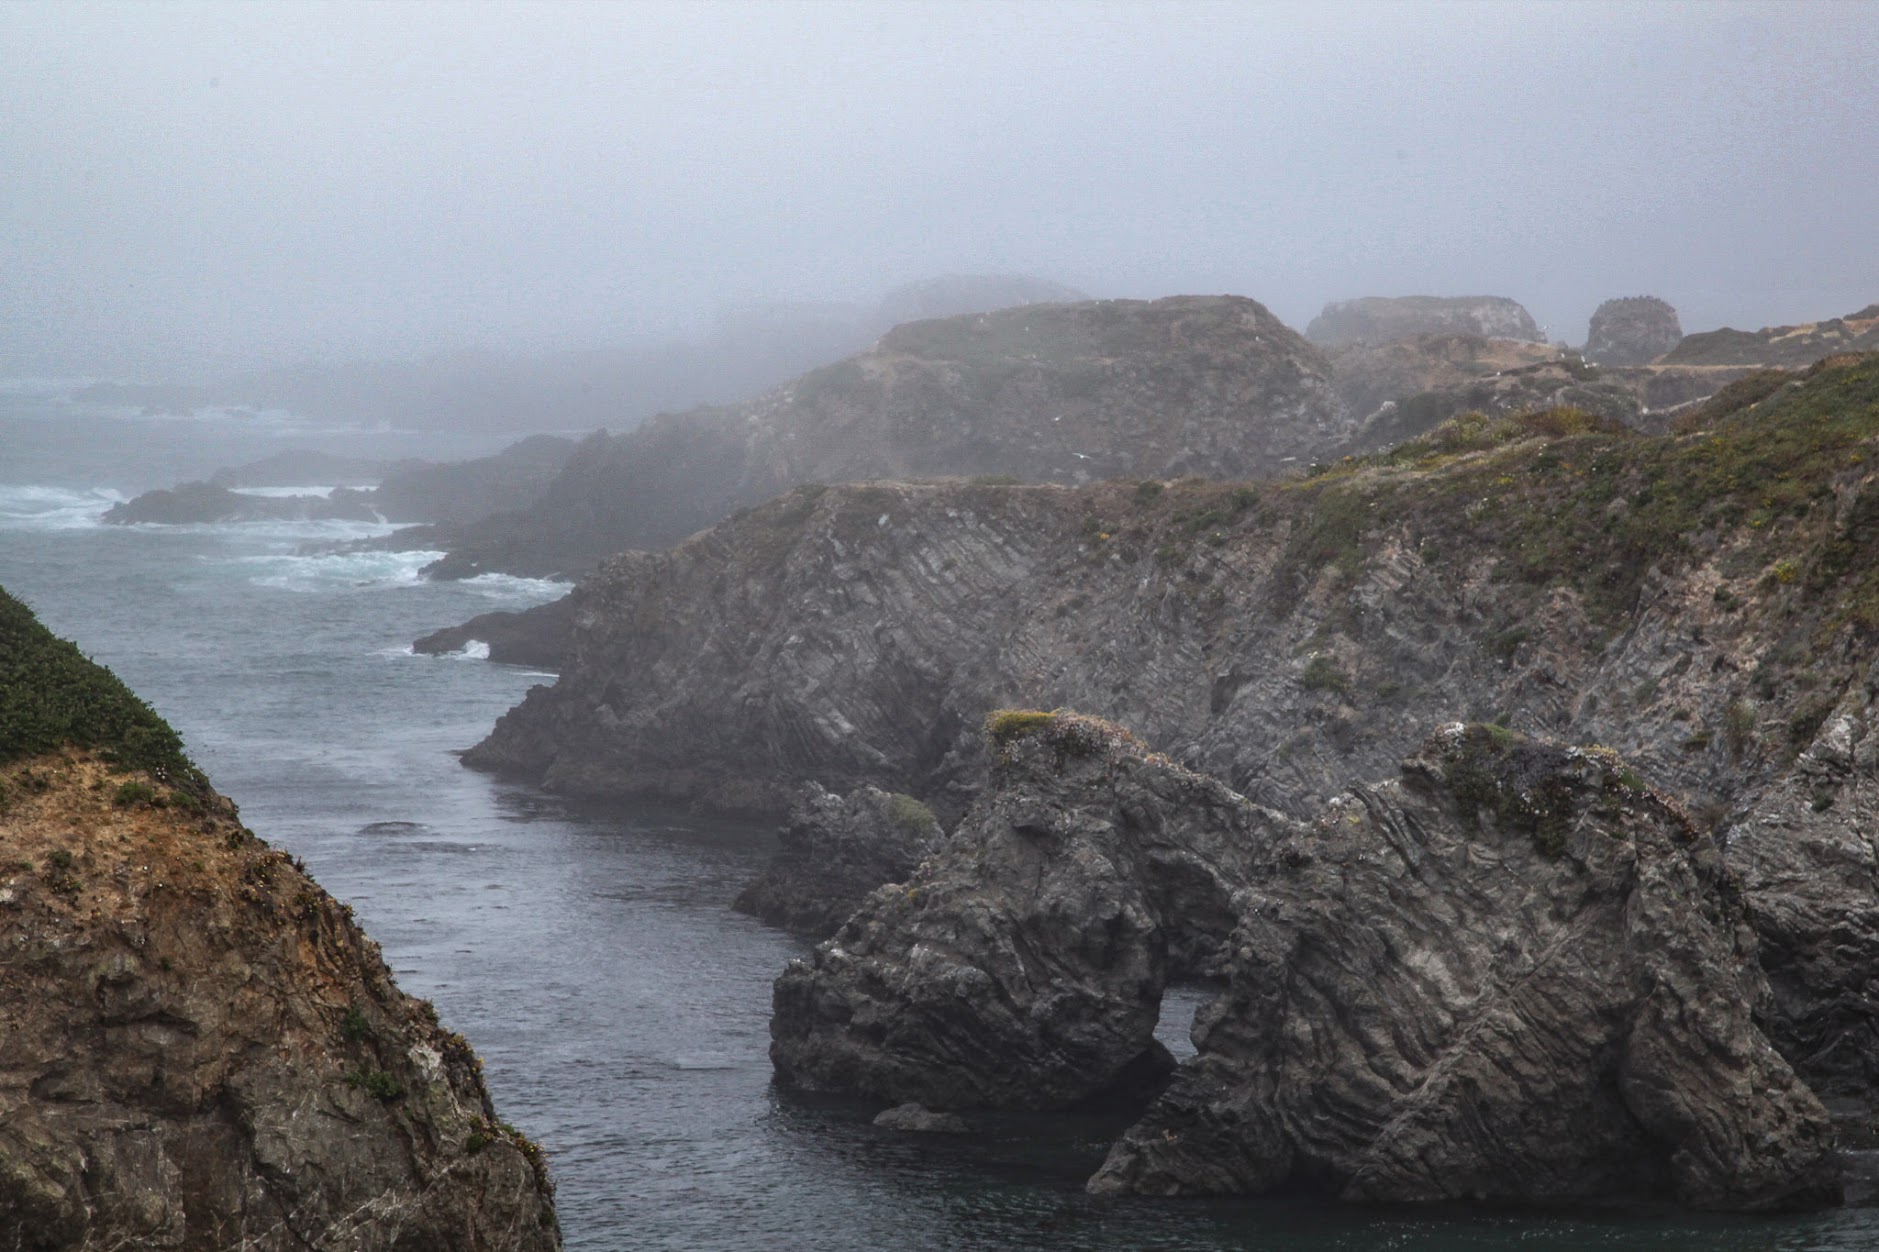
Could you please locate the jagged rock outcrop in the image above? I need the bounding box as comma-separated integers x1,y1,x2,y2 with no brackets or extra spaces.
1306,296,1544,348
1664,305,1879,369
412,595,573,670
463,356,1879,832
424,295,1349,578
769,713,1282,1109
103,481,382,526
734,784,942,938
115,436,578,538
1088,725,1839,1212
469,356,1879,1100
1585,296,1683,366
1725,662,1879,1098
0,588,559,1250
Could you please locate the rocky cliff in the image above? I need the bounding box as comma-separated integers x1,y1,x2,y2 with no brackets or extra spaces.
1664,306,1879,369
466,354,1879,826
770,712,1282,1110
1088,724,1838,1211
771,716,1840,1210
423,295,1349,578
0,588,558,1250
1306,295,1545,347
1585,295,1684,365
467,354,1879,1097
733,784,942,938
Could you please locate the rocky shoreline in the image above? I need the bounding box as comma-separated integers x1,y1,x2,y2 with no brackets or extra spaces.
455,349,1879,1213
772,713,1843,1211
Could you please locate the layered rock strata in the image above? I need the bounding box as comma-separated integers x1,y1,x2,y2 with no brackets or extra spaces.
772,717,1839,1211
469,355,1879,1095
770,713,1281,1109
1089,724,1838,1212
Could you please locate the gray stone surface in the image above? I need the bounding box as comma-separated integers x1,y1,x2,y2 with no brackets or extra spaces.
735,783,943,938
1091,725,1839,1212
1306,295,1544,347
770,713,1279,1110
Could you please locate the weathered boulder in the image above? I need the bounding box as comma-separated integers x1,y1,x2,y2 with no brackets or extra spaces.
1585,296,1683,366
1091,724,1839,1212
734,784,943,938
0,587,558,1250
768,713,1286,1111
1306,296,1544,348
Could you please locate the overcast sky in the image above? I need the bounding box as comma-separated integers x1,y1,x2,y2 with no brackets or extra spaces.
3,0,1876,377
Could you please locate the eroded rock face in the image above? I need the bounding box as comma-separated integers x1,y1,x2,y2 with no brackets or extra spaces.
0,754,560,1250
734,783,943,938
1085,725,1839,1212
1306,296,1544,348
768,714,1288,1111
1726,667,1879,1096
1585,296,1683,366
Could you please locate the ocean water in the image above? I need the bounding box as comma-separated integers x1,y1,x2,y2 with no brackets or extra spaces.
1,391,1875,1250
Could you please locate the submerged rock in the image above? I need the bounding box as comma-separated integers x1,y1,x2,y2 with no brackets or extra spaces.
872,1103,972,1134
1091,725,1839,1212
769,712,1291,1112
734,783,943,938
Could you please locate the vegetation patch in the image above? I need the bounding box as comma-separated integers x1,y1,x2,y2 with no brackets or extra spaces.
0,587,204,790
1299,655,1351,694
1433,723,1664,859
345,1069,404,1101
885,792,939,840
984,708,1058,749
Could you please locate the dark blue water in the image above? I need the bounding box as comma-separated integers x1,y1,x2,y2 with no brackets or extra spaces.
2,389,1874,1249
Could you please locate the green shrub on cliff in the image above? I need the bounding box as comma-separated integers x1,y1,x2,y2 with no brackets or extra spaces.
0,586,203,789
984,708,1058,749
886,792,940,840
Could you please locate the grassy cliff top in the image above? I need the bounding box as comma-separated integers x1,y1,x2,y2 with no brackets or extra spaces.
0,586,203,789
